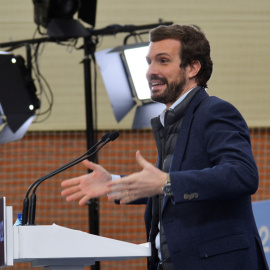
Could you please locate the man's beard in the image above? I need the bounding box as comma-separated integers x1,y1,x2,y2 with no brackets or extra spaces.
150,76,187,105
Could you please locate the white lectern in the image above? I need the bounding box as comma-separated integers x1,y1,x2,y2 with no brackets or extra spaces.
0,198,151,269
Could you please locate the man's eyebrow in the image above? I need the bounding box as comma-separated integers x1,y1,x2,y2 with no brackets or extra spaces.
156,52,171,57
146,52,171,60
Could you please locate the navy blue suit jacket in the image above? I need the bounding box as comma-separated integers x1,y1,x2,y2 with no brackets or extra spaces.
143,88,268,269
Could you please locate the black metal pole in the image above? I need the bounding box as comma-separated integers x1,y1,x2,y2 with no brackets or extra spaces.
82,36,100,270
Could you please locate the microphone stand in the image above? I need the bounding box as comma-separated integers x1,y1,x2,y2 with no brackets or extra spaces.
28,136,116,225
21,132,112,226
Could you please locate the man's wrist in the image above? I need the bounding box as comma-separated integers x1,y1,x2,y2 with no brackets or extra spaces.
162,173,173,196
166,173,171,183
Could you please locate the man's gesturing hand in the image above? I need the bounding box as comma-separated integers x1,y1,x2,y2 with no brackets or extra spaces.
107,150,167,204
61,160,112,205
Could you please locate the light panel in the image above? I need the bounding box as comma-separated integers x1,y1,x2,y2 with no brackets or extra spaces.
0,53,40,144
123,46,150,101
33,0,97,37
95,43,166,129
95,48,136,123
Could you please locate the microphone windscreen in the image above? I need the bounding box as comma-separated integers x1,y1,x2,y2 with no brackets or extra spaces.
109,131,119,141
101,132,111,142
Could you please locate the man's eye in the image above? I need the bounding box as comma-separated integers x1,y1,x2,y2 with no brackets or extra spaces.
161,59,168,63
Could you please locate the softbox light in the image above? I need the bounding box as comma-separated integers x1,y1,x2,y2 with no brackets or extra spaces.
0,53,40,144
95,43,166,129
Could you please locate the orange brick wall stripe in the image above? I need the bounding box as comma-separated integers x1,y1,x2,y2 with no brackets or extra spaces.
0,128,269,270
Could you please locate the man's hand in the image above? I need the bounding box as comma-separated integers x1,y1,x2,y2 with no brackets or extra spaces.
61,160,111,205
107,150,167,204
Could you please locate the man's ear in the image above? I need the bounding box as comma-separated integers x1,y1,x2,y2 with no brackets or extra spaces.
188,60,201,79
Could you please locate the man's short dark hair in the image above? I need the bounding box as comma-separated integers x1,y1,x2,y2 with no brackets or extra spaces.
149,24,213,88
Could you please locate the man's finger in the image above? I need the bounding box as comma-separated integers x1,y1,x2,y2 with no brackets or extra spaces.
65,190,84,202
79,195,91,206
61,185,80,197
81,160,99,171
135,150,150,168
61,177,81,188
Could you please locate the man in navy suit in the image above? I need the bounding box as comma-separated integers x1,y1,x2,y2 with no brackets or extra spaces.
61,24,268,269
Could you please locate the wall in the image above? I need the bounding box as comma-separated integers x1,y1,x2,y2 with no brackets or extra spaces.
0,0,270,131
1,128,270,269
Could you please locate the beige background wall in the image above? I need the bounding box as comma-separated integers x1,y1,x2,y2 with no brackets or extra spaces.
0,0,269,130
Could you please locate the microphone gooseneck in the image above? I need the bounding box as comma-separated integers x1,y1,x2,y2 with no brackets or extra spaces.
25,131,111,200
22,132,110,225
32,131,119,195
22,131,119,225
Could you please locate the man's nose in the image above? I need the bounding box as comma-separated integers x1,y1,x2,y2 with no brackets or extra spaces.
146,63,158,79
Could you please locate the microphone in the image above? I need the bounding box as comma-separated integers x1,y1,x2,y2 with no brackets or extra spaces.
31,131,119,195
22,131,111,225
22,131,119,225
27,131,119,225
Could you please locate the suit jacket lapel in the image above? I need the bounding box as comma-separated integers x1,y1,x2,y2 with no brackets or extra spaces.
163,88,209,208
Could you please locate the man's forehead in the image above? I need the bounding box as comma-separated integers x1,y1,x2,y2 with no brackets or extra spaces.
147,39,181,57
